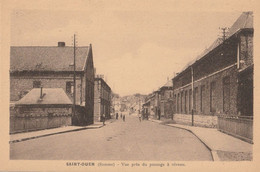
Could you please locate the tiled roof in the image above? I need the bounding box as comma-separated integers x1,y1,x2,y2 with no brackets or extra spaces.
16,88,72,105
10,46,89,72
177,12,253,76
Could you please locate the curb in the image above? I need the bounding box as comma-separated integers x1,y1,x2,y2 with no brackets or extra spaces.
165,124,219,161
148,119,219,161
9,125,104,144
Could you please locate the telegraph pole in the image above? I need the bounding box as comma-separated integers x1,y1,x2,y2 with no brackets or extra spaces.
73,34,76,117
219,27,228,41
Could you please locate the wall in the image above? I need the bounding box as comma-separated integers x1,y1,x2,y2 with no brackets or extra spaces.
10,105,72,134
173,113,218,128
10,74,83,104
159,88,174,119
94,78,111,122
174,65,238,116
239,32,253,70
84,49,95,124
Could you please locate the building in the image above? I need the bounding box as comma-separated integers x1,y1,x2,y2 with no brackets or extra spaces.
94,76,111,122
112,96,121,115
10,42,95,125
143,92,156,119
143,80,174,120
10,88,72,133
171,12,253,142
158,80,174,119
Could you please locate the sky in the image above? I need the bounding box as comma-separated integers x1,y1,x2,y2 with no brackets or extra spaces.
10,1,243,96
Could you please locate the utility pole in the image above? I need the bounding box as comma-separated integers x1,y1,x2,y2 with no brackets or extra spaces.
219,27,228,41
73,34,76,117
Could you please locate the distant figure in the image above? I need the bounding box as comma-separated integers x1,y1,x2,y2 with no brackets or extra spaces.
101,115,105,125
120,113,122,119
158,109,161,120
138,113,142,122
123,114,125,122
116,113,118,120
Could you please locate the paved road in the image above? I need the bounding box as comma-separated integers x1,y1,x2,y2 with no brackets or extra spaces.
10,115,212,161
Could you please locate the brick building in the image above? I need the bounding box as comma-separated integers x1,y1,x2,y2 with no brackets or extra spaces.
94,76,111,122
10,42,95,125
171,12,253,142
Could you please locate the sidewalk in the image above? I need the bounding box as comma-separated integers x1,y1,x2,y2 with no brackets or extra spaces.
10,119,115,144
149,118,253,161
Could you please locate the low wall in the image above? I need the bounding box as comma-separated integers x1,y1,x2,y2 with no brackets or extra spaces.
10,106,72,134
10,115,72,134
218,116,253,143
173,113,218,128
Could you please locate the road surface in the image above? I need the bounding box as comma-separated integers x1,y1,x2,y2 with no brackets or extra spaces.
10,115,212,161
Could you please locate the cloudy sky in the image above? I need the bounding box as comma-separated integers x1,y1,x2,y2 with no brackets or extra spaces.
9,1,244,96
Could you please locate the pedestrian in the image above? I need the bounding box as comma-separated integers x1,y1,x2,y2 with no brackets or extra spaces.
138,113,141,122
101,115,105,125
120,113,122,119
116,113,118,120
123,114,125,122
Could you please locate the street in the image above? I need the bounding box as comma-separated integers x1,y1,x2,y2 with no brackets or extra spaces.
10,115,212,161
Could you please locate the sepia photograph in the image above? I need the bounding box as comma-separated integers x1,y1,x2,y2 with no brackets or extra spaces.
1,0,259,171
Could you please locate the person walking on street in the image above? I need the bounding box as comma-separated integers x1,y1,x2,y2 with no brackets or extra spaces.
138,113,141,122
116,113,118,120
101,115,105,125
123,114,125,122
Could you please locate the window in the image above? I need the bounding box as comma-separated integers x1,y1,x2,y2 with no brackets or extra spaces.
194,87,198,111
66,81,74,94
33,81,41,88
223,77,230,113
181,92,183,113
189,89,192,112
200,85,205,113
177,93,180,113
174,94,177,112
210,81,217,112
185,90,188,113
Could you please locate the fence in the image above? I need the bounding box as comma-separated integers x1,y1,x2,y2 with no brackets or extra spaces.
218,115,253,143
10,115,71,134
10,106,72,134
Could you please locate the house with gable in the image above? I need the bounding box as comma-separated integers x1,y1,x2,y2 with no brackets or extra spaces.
10,42,95,125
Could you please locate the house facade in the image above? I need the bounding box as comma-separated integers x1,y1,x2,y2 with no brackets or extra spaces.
158,80,174,119
94,77,111,122
10,42,95,125
171,12,253,142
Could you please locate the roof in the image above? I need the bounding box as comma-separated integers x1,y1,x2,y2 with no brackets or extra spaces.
16,88,72,105
10,46,89,72
162,79,173,88
176,11,253,76
228,11,253,36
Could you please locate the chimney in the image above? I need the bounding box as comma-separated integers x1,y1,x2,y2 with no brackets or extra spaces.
58,42,65,47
